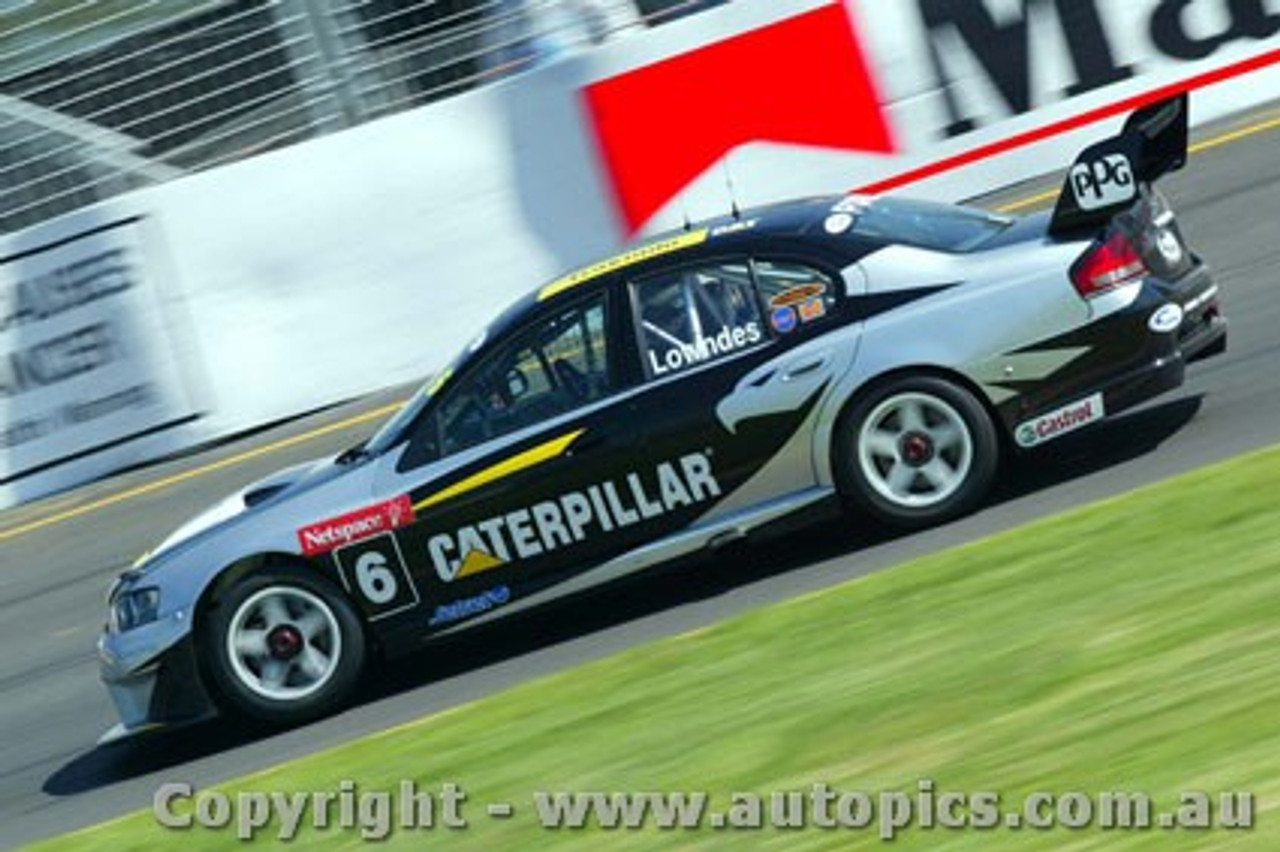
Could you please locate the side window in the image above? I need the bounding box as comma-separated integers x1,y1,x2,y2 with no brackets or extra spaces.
434,294,611,457
753,260,838,335
634,261,765,379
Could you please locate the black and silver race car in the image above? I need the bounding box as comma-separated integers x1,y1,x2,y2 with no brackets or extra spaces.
100,95,1224,736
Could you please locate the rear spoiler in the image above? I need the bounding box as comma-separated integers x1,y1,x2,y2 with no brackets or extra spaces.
1048,94,1189,238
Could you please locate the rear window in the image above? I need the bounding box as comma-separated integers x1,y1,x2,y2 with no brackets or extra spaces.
835,197,1012,253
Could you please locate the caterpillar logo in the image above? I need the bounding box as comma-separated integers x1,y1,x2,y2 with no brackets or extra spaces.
428,452,721,582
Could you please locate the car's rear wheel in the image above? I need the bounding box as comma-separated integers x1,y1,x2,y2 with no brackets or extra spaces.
835,376,999,528
200,567,366,725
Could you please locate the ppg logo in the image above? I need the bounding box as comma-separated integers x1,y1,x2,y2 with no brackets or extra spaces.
1069,154,1135,211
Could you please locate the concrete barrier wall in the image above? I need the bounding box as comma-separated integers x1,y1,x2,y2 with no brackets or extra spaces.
3,0,1279,507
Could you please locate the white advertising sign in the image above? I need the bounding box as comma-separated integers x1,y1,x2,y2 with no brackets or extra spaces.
0,218,198,487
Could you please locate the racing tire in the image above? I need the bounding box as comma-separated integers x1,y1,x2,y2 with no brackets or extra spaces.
834,376,999,529
199,566,366,726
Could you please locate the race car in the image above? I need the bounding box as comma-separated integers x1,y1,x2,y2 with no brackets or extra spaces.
99,94,1225,736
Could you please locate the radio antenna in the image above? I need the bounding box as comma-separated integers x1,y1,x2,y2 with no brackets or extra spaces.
679,196,693,232
723,152,742,221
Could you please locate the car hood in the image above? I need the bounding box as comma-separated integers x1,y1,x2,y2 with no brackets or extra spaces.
149,454,350,560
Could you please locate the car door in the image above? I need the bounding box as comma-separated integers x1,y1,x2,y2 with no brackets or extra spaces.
356,287,653,634
621,255,857,533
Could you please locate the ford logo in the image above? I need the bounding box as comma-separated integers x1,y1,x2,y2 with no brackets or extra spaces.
1148,303,1184,334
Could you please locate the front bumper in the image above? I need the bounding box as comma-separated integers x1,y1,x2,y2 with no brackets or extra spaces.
98,614,216,739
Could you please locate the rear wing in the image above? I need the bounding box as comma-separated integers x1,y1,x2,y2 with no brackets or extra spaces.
1048,94,1189,238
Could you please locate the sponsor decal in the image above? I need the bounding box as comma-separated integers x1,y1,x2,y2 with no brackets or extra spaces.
1069,153,1135,210
711,218,758,238
298,495,414,556
771,306,797,334
428,452,722,582
1156,229,1184,264
648,322,762,376
415,429,584,511
770,283,827,309
429,586,511,627
539,229,709,301
824,213,854,235
798,298,827,323
1015,393,1106,448
583,4,894,233
1148,302,1184,334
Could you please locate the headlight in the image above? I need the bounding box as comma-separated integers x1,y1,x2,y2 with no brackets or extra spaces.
110,587,161,633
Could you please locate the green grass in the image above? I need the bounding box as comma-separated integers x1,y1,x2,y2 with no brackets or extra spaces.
27,445,1280,850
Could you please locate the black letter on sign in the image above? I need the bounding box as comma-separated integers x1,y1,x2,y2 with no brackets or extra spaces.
1151,0,1280,61
1059,1,1136,97
918,0,1133,137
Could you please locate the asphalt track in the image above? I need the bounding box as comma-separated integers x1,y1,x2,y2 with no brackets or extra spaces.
3,103,1280,849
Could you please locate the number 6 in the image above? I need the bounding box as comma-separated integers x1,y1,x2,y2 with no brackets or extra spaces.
354,551,397,604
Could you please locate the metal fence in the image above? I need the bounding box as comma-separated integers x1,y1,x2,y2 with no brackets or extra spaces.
0,0,730,234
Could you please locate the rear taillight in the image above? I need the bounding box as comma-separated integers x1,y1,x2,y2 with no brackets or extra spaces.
1070,231,1149,298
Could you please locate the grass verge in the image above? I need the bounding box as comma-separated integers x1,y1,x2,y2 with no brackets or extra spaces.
27,444,1280,850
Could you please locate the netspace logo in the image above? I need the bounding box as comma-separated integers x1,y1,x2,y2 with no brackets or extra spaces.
1016,393,1106,448
297,496,415,556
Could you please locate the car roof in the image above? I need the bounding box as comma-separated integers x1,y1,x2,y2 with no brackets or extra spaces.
486,194,847,338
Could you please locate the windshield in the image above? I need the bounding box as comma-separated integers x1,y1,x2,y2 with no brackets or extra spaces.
847,197,1012,252
363,363,458,456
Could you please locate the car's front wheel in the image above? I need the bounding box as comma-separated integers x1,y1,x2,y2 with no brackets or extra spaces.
200,566,366,726
835,375,999,528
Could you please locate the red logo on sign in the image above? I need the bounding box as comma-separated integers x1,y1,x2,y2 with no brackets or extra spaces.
584,3,896,234
297,495,415,556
